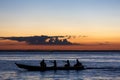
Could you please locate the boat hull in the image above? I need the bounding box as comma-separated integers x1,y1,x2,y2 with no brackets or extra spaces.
15,63,85,71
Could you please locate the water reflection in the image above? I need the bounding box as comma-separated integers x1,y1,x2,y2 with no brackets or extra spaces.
0,71,17,80
1,53,120,63
0,70,120,80
85,77,120,80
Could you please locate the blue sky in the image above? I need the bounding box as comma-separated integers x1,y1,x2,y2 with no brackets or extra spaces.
0,0,120,39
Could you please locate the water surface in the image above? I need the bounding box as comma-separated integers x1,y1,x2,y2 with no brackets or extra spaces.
0,52,120,80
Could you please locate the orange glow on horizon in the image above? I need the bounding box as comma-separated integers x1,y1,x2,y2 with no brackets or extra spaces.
0,41,120,50
0,37,120,50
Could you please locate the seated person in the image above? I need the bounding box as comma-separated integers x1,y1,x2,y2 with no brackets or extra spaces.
40,59,46,68
74,59,83,68
64,60,70,67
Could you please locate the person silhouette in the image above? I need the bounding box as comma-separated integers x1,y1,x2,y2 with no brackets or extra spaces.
40,59,46,68
74,59,83,68
64,60,70,67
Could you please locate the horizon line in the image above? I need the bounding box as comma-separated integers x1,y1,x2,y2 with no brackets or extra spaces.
0,50,120,52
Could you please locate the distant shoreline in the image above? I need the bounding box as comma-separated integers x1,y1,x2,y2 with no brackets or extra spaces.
0,50,120,52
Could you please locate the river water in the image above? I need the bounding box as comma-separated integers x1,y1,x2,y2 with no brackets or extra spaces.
0,52,120,80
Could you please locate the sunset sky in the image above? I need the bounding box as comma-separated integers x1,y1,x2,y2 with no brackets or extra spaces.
0,0,120,50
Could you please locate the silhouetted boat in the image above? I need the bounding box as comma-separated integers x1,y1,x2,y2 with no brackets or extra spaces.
15,63,85,71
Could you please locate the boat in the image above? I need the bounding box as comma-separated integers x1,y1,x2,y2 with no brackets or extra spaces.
15,63,85,71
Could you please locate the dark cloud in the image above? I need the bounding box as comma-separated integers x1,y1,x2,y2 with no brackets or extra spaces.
78,35,88,38
61,35,88,39
82,35,88,37
65,35,76,39
1,35,78,45
66,35,72,39
97,42,111,45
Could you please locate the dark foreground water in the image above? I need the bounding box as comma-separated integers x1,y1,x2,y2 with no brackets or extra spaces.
0,52,120,80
